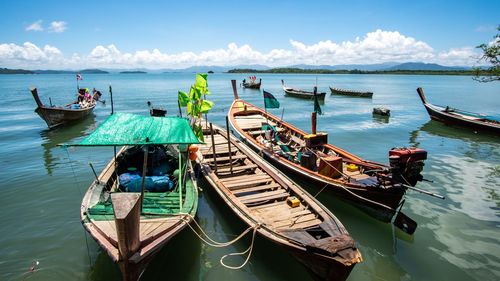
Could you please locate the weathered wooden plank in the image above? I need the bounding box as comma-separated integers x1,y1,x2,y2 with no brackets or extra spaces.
248,200,288,210
241,192,290,205
288,219,322,230
239,189,288,202
232,183,281,195
203,154,247,163
269,209,313,223
225,177,274,190
216,164,257,174
272,213,318,229
221,173,270,184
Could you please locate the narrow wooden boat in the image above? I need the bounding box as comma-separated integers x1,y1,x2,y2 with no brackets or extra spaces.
281,80,326,100
242,78,262,89
228,82,430,224
73,113,200,280
196,122,362,281
30,87,97,129
329,87,373,98
417,87,500,135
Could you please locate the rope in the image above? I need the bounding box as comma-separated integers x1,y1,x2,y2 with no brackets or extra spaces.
182,214,254,247
220,224,260,270
181,214,261,269
63,147,93,267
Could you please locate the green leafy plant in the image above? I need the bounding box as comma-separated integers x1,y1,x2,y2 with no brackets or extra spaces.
178,73,213,141
474,25,499,82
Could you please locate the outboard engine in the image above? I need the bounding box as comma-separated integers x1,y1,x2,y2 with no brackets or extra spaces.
389,147,427,186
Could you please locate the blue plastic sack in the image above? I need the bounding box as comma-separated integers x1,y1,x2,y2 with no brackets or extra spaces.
119,173,174,192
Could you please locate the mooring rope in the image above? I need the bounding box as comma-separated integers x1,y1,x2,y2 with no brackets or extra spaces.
181,214,261,269
63,147,93,267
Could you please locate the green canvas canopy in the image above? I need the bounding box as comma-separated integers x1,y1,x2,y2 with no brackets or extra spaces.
72,112,201,146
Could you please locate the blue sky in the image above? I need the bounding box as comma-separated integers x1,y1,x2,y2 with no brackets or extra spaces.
0,0,498,69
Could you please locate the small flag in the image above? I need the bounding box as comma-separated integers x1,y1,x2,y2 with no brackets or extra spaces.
313,87,322,115
76,73,82,80
263,90,280,109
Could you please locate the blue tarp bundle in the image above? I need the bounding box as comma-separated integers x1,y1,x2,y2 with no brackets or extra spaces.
119,172,174,192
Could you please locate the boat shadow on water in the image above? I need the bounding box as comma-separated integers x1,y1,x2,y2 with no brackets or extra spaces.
410,120,500,146
306,187,415,280
40,115,97,175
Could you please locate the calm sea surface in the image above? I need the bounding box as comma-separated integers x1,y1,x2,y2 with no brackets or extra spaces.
0,73,499,281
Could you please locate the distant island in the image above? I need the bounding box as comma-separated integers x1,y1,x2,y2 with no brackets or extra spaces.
0,68,34,74
227,67,486,76
120,71,147,74
0,68,109,74
208,70,214,74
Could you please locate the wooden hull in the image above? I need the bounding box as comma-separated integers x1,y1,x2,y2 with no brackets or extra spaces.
242,81,261,89
417,87,500,135
330,87,373,98
228,100,409,222
81,146,198,280
30,87,95,129
197,124,361,281
283,86,326,100
35,105,95,129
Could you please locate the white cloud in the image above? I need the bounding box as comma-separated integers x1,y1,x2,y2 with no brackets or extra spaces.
0,42,63,66
0,30,483,69
48,21,67,33
26,20,43,31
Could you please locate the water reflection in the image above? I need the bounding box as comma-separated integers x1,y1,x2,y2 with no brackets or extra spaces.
413,120,500,144
372,114,390,124
40,115,97,175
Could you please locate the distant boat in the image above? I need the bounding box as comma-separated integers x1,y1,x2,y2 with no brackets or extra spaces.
242,77,261,89
417,87,500,135
329,87,373,98
196,122,362,281
75,113,200,280
281,80,326,100
30,87,97,129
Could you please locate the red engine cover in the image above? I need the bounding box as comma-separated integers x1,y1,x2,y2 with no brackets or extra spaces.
389,147,427,162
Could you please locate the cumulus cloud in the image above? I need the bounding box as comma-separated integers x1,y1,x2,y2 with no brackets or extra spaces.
26,20,43,31
0,42,63,67
0,30,483,69
48,21,67,33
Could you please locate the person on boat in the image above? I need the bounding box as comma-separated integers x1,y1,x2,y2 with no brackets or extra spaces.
77,88,85,102
92,88,102,101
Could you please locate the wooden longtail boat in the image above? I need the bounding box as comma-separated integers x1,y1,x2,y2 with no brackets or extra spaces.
242,78,262,89
73,113,200,280
30,87,97,129
196,121,362,281
228,82,430,225
281,80,326,100
417,87,500,135
329,87,373,98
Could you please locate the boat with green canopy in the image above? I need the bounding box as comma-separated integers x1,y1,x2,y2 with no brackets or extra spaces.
70,112,201,281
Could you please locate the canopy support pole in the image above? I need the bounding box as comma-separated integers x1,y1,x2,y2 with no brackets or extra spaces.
140,146,148,211
179,149,183,211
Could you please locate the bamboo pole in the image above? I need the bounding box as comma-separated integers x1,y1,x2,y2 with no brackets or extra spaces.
225,116,233,174
210,123,218,172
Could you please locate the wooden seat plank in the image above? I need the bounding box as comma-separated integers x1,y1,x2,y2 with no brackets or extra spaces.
232,183,281,195
225,177,274,190
240,190,289,204
216,164,258,174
